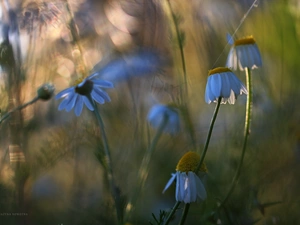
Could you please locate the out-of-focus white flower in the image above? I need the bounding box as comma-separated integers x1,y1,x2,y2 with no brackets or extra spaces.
163,151,207,203
56,74,113,116
147,104,180,135
226,35,262,71
205,67,247,104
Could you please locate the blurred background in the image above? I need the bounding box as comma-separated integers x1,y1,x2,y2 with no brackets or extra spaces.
0,0,299,224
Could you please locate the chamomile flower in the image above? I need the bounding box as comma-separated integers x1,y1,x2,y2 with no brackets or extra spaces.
226,35,262,71
163,151,207,203
147,104,180,135
205,67,247,104
56,74,113,116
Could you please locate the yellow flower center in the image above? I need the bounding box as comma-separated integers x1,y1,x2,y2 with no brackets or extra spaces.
208,67,232,76
73,77,84,86
176,151,207,173
234,36,256,46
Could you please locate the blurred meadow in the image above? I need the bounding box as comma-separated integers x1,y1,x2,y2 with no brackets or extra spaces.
0,0,300,225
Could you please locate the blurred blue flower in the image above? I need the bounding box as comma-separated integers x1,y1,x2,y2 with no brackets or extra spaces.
147,104,180,135
226,35,262,71
92,49,161,83
205,67,247,104
31,175,60,199
56,75,113,116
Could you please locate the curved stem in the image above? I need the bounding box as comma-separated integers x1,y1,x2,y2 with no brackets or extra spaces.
178,204,190,225
164,201,181,225
125,115,168,221
218,67,252,209
90,98,122,224
176,97,221,223
196,97,222,172
0,96,39,124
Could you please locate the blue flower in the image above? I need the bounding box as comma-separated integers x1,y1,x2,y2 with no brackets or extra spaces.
56,75,113,116
147,104,180,135
226,36,262,71
91,49,161,83
205,67,247,104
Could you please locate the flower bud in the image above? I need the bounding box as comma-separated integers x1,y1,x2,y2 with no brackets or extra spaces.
37,83,55,101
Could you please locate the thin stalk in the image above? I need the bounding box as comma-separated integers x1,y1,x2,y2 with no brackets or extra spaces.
178,204,190,225
165,0,197,149
178,97,221,224
0,96,39,124
218,67,252,209
90,97,122,224
196,97,222,172
166,0,188,98
125,115,168,221
164,201,181,225
138,114,168,187
65,0,87,76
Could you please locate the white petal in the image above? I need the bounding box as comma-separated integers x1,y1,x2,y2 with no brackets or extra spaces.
74,96,84,116
162,173,176,193
220,73,231,98
83,96,94,111
55,87,74,99
227,90,236,105
65,94,78,112
194,175,207,200
210,74,222,98
186,172,197,203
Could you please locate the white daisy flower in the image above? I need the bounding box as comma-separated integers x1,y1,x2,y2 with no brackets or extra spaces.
205,67,248,105
226,36,262,71
56,74,113,116
163,151,207,203
147,104,180,135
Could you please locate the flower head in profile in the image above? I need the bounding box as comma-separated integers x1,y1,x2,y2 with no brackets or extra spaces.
147,104,180,135
163,151,207,203
205,67,247,104
226,35,262,71
56,74,113,116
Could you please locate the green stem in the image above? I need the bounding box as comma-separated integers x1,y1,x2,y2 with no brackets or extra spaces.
166,1,197,149
125,115,168,221
163,95,220,225
90,98,122,224
178,204,190,225
196,97,222,172
0,96,39,124
176,97,221,223
139,114,168,186
166,0,188,99
218,67,252,210
164,201,181,225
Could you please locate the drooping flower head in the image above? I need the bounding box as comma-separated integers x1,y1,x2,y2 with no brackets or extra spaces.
163,151,207,203
56,74,113,116
205,67,247,104
147,104,180,135
226,35,262,71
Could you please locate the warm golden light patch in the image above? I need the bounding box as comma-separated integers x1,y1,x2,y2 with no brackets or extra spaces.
234,36,256,46
208,67,232,76
176,151,200,172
